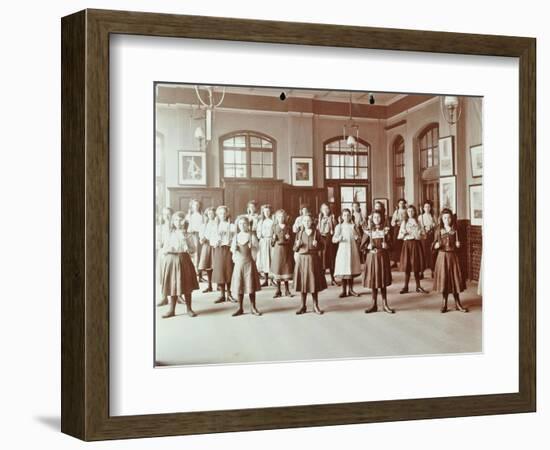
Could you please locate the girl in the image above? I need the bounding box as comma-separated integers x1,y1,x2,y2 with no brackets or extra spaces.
390,198,408,267
361,211,395,313
156,206,173,306
433,209,468,313
197,207,217,293
211,205,236,304
398,205,428,294
185,199,204,272
271,209,295,298
256,204,275,287
367,201,387,230
318,203,338,286
293,214,327,314
333,208,362,298
419,200,436,278
160,212,199,318
230,216,263,316
245,200,260,232
292,204,310,233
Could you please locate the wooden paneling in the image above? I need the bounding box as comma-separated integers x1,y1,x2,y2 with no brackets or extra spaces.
282,185,328,217
223,179,284,217
167,187,224,213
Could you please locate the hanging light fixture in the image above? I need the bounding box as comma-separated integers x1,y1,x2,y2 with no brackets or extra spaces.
343,92,359,152
194,85,226,142
440,95,462,125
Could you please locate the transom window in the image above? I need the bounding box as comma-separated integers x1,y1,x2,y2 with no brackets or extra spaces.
324,137,370,180
419,124,439,170
221,132,275,179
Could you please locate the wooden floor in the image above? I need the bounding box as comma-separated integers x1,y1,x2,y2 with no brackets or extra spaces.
155,271,482,366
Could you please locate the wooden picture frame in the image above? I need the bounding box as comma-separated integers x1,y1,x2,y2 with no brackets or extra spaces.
439,136,455,176
440,176,457,214
470,144,484,178
373,198,389,214
469,184,483,226
291,157,314,186
61,9,536,441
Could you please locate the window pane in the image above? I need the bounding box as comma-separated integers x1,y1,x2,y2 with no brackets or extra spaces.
224,150,235,163
354,187,367,202
344,166,355,179
426,131,432,148
224,166,235,177
263,151,273,164
427,148,433,167
357,167,368,179
251,165,262,177
251,151,262,164
250,136,262,147
223,137,234,147
235,150,247,164
234,136,246,147
341,187,354,202
235,165,246,177
263,165,273,178
358,155,368,167
344,155,354,167
262,139,272,148
330,166,340,179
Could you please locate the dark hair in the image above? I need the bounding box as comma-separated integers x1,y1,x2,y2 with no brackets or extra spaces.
406,204,418,218
370,210,386,227
397,198,407,205
438,208,455,227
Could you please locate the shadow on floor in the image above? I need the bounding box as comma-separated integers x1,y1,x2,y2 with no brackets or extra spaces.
34,415,60,431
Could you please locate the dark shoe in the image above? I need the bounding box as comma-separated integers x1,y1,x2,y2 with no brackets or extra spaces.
339,292,347,298
202,286,213,293
440,305,448,313
313,304,324,315
261,279,269,287
214,296,226,304
232,308,244,317
284,289,293,297
296,306,306,315
382,300,395,314
273,291,282,299
400,287,409,294
416,287,428,294
365,302,377,314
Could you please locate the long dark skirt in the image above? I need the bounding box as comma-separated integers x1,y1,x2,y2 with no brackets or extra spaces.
422,230,435,271
212,246,234,284
161,253,199,297
400,240,425,273
363,251,392,288
197,242,212,271
294,253,327,293
271,244,294,280
433,251,466,293
392,226,403,262
319,234,336,273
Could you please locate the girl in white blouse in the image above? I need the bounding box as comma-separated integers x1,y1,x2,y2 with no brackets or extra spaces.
333,208,362,298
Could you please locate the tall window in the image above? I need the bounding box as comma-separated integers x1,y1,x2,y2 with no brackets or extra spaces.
393,135,405,201
324,137,370,180
221,131,275,179
419,123,439,170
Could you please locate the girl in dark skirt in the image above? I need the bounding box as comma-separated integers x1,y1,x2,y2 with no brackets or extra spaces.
293,214,327,315
317,203,338,286
419,200,436,278
361,211,395,314
160,212,199,318
433,209,468,313
398,205,428,294
197,207,216,293
271,209,294,298
211,205,236,304
390,198,408,267
230,216,263,316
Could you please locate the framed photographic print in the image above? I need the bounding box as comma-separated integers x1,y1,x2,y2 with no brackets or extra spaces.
439,176,457,213
439,136,454,176
291,156,314,186
178,151,206,185
470,144,484,177
469,184,483,226
61,9,535,441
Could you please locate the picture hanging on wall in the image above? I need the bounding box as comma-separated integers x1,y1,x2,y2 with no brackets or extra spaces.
470,144,483,177
469,184,483,226
291,156,314,186
178,150,206,185
373,198,389,214
439,136,454,176
440,175,457,213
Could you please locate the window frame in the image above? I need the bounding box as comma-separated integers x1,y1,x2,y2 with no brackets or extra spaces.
418,123,440,171
323,135,371,182
392,134,405,203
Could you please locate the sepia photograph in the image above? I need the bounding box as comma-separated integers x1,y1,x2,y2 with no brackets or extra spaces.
154,84,483,367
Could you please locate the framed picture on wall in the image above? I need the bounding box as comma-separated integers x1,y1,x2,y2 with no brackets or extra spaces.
61,9,535,441
440,176,457,213
291,156,314,186
178,151,206,185
439,136,454,176
469,184,483,226
470,144,483,177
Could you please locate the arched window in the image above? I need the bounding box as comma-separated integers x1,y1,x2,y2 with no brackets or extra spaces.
221,131,275,179
419,123,439,170
393,135,405,201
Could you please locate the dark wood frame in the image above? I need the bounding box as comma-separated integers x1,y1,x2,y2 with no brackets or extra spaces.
177,150,207,186
470,144,484,178
61,9,536,441
290,156,315,186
